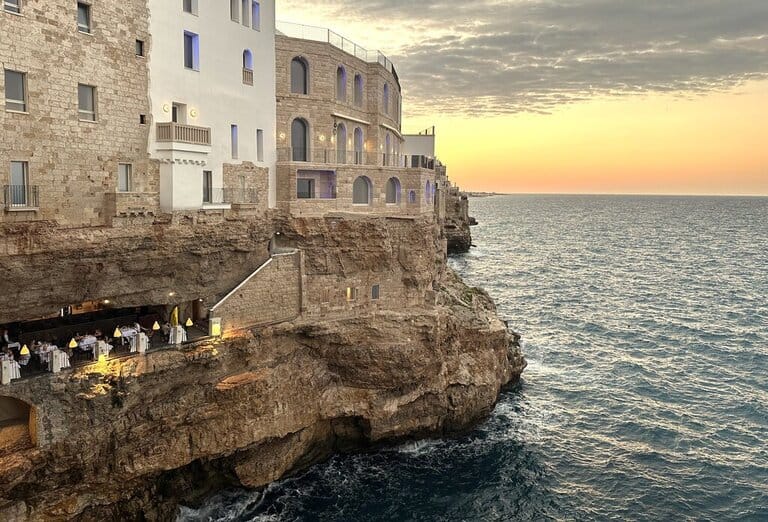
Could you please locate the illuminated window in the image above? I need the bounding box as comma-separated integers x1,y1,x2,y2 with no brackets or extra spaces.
346,287,358,302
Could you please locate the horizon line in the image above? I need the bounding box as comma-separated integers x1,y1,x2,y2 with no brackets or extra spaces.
462,191,768,198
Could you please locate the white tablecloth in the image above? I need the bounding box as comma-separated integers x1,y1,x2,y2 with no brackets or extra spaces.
78,336,97,350
169,326,187,345
2,360,21,381
57,350,71,369
120,326,139,346
36,344,57,364
94,341,113,360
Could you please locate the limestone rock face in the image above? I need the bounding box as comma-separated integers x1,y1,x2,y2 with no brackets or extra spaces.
444,190,473,254
0,271,524,520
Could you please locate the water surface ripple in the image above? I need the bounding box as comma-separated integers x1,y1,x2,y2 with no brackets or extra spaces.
181,195,768,521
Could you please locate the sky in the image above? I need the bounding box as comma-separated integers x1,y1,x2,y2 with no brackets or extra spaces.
277,1,768,195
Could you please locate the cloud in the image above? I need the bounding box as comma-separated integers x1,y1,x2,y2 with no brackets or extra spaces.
278,0,768,115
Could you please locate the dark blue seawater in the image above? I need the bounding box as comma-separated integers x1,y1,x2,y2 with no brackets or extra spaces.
180,196,768,521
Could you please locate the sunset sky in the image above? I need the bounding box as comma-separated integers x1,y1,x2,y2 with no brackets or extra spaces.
277,1,768,195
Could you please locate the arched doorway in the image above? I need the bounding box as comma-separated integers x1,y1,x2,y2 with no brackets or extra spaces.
0,396,36,455
385,177,401,204
336,123,347,164
291,118,308,162
352,176,372,205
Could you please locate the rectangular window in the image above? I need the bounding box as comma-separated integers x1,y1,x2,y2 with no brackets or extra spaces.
183,0,197,15
241,0,250,27
230,124,238,159
77,2,91,33
371,284,380,300
117,164,132,192
230,0,239,22
183,31,199,70
345,287,358,302
4,0,21,14
77,84,96,121
9,161,29,206
4,70,26,112
202,170,213,203
252,1,261,30
135,39,145,57
256,129,264,162
297,179,314,199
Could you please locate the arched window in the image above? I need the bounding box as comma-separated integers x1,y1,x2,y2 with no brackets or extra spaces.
336,122,347,164
385,177,401,204
243,49,253,70
383,83,390,114
352,176,372,205
354,127,364,165
291,57,308,94
291,118,308,162
354,74,363,106
336,66,347,102
408,190,417,204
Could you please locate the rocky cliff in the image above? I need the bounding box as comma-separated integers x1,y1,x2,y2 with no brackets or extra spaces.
0,212,525,521
444,188,473,254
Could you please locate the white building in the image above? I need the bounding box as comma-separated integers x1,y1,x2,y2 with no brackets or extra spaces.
147,0,277,211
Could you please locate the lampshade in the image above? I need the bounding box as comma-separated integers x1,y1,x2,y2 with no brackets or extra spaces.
113,327,122,338
152,321,160,331
185,318,193,327
20,345,30,356
69,338,77,349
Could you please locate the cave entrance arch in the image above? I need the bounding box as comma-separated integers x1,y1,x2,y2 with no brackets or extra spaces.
0,395,36,455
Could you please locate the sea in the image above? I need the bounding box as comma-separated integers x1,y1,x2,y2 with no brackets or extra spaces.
179,195,768,521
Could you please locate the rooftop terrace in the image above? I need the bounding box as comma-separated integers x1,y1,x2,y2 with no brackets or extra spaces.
276,21,400,89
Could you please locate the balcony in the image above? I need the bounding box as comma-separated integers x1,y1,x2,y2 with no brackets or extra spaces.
277,148,438,170
3,185,39,211
243,68,254,86
156,122,211,146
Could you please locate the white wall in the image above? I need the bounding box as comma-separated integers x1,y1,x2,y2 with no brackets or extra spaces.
148,0,277,210
403,134,436,158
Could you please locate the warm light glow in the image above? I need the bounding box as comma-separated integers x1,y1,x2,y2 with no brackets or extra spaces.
113,327,122,338
69,338,77,348
169,292,176,297
279,132,286,140
103,299,110,305
185,318,193,327
319,134,326,142
98,353,107,363
152,321,160,331
20,345,29,356
211,323,222,337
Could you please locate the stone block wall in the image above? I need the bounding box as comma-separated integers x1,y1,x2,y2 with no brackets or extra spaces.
276,164,436,217
0,0,155,227
212,252,302,333
223,162,270,212
275,35,403,163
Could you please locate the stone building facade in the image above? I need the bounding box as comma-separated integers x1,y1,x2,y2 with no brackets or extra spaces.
274,24,439,218
1,0,153,227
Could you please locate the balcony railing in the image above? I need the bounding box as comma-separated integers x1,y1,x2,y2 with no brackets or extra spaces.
203,188,260,206
276,21,399,87
243,68,254,86
3,185,39,209
156,122,211,146
277,148,438,170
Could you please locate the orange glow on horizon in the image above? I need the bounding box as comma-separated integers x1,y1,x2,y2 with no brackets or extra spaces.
408,80,768,196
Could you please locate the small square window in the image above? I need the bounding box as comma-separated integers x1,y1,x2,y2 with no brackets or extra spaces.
77,2,91,33
4,0,21,14
139,114,147,124
78,83,96,121
371,284,380,300
117,164,132,193
183,0,198,15
4,69,27,112
135,39,145,57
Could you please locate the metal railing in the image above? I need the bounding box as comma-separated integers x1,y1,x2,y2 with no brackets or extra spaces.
276,21,399,85
3,185,39,209
156,122,211,146
278,148,438,170
243,68,254,86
